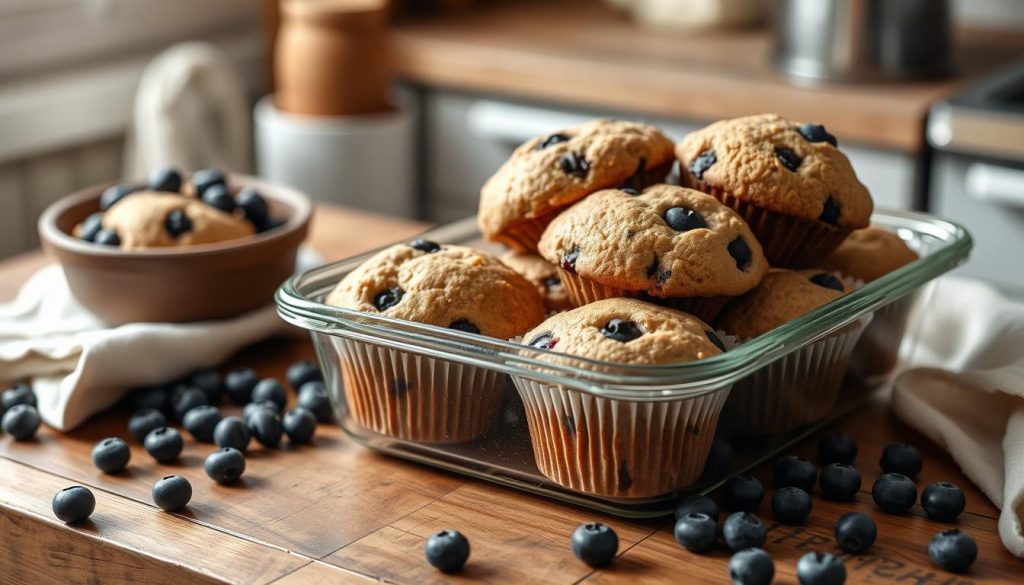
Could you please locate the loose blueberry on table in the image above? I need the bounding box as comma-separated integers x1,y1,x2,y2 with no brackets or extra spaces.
921,481,966,522
570,522,618,568
213,416,252,452
773,455,817,491
171,385,208,422
2,403,41,440
251,378,288,411
183,405,223,443
286,359,323,391
722,512,767,551
152,475,192,512
283,408,317,444
424,529,471,573
817,430,857,465
722,474,765,512
92,437,131,474
796,551,846,585
673,512,717,553
833,512,877,554
928,528,977,573
871,472,918,514
248,407,283,448
187,368,224,403
243,401,281,421
673,495,719,520
225,367,260,405
2,383,37,410
297,381,333,423
819,463,861,502
771,486,812,525
728,548,774,585
128,408,168,443
127,385,171,415
880,442,923,479
52,486,96,524
144,427,184,463
205,447,246,484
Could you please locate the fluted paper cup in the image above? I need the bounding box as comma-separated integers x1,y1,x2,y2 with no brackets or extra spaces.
557,268,729,322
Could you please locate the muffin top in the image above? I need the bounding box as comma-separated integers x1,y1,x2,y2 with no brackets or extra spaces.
521,298,725,364
537,184,769,298
500,252,572,312
100,192,254,250
478,119,674,246
676,114,873,229
326,240,545,339
822,227,918,282
717,269,847,338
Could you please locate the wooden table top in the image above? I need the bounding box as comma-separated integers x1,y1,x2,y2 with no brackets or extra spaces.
1,205,1020,584
392,0,1024,152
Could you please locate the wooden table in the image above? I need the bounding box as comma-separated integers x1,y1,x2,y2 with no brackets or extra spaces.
0,206,1020,584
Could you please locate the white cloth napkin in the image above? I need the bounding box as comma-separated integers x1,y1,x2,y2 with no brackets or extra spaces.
0,249,320,431
893,276,1024,557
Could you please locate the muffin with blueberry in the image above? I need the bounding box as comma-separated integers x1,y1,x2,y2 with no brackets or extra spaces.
822,226,918,282
479,119,675,251
537,184,768,321
326,240,545,443
513,298,728,498
500,252,572,313
676,114,873,267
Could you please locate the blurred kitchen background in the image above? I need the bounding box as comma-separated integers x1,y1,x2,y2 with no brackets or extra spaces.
0,0,1022,292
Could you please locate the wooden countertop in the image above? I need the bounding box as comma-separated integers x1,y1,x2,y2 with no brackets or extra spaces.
392,0,1024,152
1,205,1022,583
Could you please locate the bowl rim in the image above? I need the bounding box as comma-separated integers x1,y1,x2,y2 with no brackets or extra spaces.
39,173,313,259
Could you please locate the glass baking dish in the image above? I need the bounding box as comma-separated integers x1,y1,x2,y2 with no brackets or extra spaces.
276,208,971,517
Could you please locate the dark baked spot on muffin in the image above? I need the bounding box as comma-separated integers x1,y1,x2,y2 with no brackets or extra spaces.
561,247,580,274
373,287,405,311
601,319,643,343
664,207,707,232
727,237,753,271
690,149,716,180
409,239,440,253
656,270,673,286
705,330,727,352
809,273,845,292
621,188,640,196
449,319,480,334
559,152,590,179
775,147,802,172
646,254,659,278
820,195,841,225
391,379,408,398
797,123,838,147
165,209,192,237
543,276,561,290
528,333,558,350
564,414,576,437
538,133,570,150
618,460,633,492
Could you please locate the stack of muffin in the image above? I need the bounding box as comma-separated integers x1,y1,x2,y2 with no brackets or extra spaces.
326,114,920,499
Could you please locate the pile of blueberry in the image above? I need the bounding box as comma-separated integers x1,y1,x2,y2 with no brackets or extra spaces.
45,359,332,524
81,166,279,247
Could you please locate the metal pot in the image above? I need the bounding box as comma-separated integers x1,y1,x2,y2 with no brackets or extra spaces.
772,0,952,82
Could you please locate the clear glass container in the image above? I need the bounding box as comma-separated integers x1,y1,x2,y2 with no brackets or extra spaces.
276,209,971,517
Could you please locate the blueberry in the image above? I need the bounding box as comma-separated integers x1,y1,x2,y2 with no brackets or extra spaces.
409,239,441,253
773,455,816,491
424,530,471,573
183,405,222,443
188,368,223,403
921,481,966,522
797,123,838,147
91,437,130,473
819,196,840,225
128,408,167,443
689,149,716,180
204,447,246,484
225,367,260,405
809,273,844,292
819,463,861,502
243,401,281,421
705,330,727,352
251,378,287,411
52,486,95,523
561,247,580,274
79,213,104,242
373,287,405,311
144,427,183,463
722,474,764,512
570,522,618,568
448,319,480,334
237,187,269,225
833,512,877,554
171,385,208,422
213,416,251,452
543,276,561,289
600,319,643,342
286,360,322,391
2,404,41,440
664,207,707,232
127,385,170,414
775,147,802,172
772,487,812,525
283,408,317,444
558,152,589,179
818,431,857,465
728,548,774,585
674,495,719,520
152,475,192,512
248,407,283,448
620,187,640,195
528,332,557,350
201,184,236,213
2,383,36,410
148,166,183,192
191,168,227,196
538,133,570,150
94,229,121,247
727,237,752,271
928,529,977,573
297,381,332,423
796,552,846,585
99,184,139,210
880,442,923,478
165,209,193,238
674,512,717,552
722,512,766,551
871,473,918,514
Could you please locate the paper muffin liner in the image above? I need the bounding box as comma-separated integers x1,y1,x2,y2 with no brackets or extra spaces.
338,338,503,443
557,268,729,322
721,315,871,435
511,377,731,499
846,289,919,385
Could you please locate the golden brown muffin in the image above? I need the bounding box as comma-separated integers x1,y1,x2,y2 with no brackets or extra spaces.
500,252,572,313
822,226,918,282
717,269,847,338
99,192,254,250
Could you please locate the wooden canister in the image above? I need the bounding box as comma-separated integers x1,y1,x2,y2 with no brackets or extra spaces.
275,0,392,116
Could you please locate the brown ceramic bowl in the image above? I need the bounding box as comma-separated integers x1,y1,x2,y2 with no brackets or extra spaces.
38,174,312,325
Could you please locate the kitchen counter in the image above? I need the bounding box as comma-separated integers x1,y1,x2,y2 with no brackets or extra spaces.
392,0,1024,152
1,205,1021,583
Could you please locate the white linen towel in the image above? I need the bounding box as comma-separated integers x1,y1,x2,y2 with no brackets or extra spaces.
893,276,1024,557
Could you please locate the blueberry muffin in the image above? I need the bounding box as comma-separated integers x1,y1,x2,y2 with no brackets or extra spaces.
326,240,545,443
676,114,873,267
822,226,918,282
513,298,728,498
537,184,769,321
500,252,572,313
479,119,675,251
717,268,847,339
